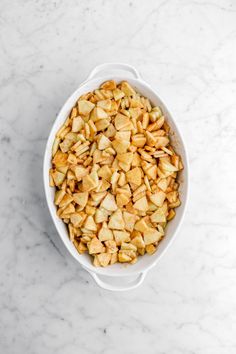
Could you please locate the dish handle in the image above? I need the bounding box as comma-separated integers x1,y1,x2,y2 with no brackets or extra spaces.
87,270,147,291
86,62,141,81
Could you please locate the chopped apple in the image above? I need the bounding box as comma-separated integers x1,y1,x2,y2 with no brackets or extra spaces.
113,230,130,246
149,191,166,207
126,167,142,186
108,209,125,230
78,100,95,115
143,228,162,245
100,193,117,211
98,224,114,242
88,237,104,254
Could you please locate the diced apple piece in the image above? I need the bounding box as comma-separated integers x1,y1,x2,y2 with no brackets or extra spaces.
95,208,109,223
90,107,108,122
116,194,130,208
73,192,88,208
157,178,168,192
74,166,88,181
52,170,65,186
115,113,131,131
123,211,138,232
133,196,149,212
93,255,100,267
120,81,136,96
113,88,125,101
97,165,112,180
105,123,116,138
70,213,83,227
146,244,156,255
105,240,118,254
98,134,111,150
82,172,98,192
126,167,142,186
117,152,133,165
72,116,84,132
59,193,73,208
132,134,146,147
160,158,179,172
113,230,130,246
118,172,126,186
118,252,132,263
112,139,130,154
150,209,166,223
143,228,162,245
54,190,66,206
84,215,97,231
52,150,68,167
100,80,116,90
108,209,125,230
115,131,131,141
149,191,166,207
134,218,149,232
98,224,114,242
100,193,117,211
110,252,118,264
88,237,104,254
97,99,112,111
95,118,110,131
155,137,169,149
131,235,145,249
60,203,75,217
146,165,158,180
166,191,178,203
97,253,111,267
78,100,95,115
74,240,87,254
167,209,176,221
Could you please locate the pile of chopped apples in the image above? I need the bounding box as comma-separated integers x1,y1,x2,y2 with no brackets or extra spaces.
50,80,183,267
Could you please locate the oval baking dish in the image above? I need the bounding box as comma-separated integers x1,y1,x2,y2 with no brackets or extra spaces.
43,63,189,291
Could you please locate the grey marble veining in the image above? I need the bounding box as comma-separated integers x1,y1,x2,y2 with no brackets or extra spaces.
1,0,236,353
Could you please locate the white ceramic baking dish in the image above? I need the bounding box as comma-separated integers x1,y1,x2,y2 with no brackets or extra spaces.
43,63,189,291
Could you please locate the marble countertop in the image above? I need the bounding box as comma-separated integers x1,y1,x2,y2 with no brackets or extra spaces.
1,0,236,353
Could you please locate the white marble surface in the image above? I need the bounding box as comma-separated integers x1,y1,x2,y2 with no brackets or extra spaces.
1,0,236,353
